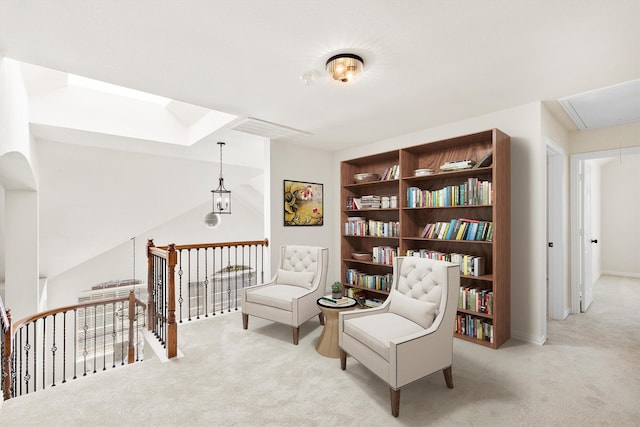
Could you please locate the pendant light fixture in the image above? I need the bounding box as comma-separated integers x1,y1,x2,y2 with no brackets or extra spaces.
204,141,231,228
326,53,364,83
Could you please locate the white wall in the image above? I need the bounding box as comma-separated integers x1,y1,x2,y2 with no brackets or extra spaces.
48,192,264,309
36,140,262,280
0,57,40,319
569,121,639,154
4,190,39,320
334,102,547,344
268,141,335,289
600,153,640,277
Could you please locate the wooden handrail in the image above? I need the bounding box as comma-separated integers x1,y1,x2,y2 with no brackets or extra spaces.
149,246,169,258
157,238,269,252
11,294,146,333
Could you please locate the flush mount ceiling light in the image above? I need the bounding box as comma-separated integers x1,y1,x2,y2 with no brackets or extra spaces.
326,53,364,83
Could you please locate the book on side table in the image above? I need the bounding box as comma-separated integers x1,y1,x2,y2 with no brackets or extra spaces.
321,295,351,305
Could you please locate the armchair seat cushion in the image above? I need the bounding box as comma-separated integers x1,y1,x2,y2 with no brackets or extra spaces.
344,313,423,361
246,285,310,311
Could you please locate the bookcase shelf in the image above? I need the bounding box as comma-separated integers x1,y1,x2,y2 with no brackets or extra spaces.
340,129,510,348
457,308,494,320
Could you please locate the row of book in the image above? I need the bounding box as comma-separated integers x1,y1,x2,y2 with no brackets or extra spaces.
406,177,492,208
381,164,400,180
405,249,486,276
458,287,493,314
420,218,493,242
455,314,493,343
372,246,398,265
345,217,400,237
345,269,392,291
440,159,476,171
345,195,386,210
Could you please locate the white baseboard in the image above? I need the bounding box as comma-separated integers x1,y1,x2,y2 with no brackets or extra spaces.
549,309,571,320
600,270,640,279
510,330,546,346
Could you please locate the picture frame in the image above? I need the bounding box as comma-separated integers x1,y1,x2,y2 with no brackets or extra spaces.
283,180,323,226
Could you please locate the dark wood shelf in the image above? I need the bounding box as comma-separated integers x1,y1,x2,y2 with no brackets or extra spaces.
340,283,390,296
403,166,493,182
457,308,493,320
402,205,492,210
343,234,399,240
453,333,495,348
401,237,493,244
342,258,393,268
344,208,399,213
343,179,399,190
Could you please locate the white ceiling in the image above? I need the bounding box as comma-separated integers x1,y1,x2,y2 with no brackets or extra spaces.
1,0,638,152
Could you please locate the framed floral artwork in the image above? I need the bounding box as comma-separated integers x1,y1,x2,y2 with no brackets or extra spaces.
283,180,323,226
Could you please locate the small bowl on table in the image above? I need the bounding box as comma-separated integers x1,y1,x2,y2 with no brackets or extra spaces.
352,252,372,262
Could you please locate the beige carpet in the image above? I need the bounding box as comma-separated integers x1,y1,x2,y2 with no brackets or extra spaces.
1,275,639,426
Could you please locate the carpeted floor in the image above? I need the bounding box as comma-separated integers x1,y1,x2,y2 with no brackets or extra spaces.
1,275,639,426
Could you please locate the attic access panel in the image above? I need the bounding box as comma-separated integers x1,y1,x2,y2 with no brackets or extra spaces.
559,80,640,130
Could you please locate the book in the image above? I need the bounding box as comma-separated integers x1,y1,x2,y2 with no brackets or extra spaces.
321,295,351,305
472,151,493,168
445,219,457,240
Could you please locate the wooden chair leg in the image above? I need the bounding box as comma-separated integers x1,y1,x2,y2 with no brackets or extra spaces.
242,313,248,330
390,388,400,417
340,349,347,370
292,327,299,345
319,313,325,325
443,366,453,389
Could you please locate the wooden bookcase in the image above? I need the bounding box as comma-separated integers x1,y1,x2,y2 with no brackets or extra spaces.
340,129,510,348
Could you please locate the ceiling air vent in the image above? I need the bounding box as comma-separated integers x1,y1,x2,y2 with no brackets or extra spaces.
559,80,640,130
230,117,309,140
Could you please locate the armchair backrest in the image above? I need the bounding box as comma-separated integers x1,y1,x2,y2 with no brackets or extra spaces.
278,245,328,290
390,256,457,330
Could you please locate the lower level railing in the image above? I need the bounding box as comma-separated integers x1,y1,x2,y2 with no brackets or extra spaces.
147,238,269,359
1,291,146,400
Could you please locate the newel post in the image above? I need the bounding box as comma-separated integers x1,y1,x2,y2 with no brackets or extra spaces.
146,239,155,332
3,308,11,400
166,243,178,359
127,291,136,364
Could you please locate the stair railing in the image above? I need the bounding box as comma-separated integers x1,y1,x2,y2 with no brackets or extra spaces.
1,291,146,400
146,238,268,359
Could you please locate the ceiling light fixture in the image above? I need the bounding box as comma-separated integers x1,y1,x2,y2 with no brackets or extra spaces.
204,142,231,228
326,53,364,83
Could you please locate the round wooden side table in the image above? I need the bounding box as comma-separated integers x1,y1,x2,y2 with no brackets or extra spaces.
316,297,357,358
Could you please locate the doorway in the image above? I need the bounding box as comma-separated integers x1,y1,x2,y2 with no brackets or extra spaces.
570,146,640,313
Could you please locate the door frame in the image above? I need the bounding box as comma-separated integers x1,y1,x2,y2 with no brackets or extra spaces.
546,138,567,320
570,146,640,313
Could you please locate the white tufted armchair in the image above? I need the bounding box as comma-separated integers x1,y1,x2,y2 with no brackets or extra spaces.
338,256,460,417
241,245,328,345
